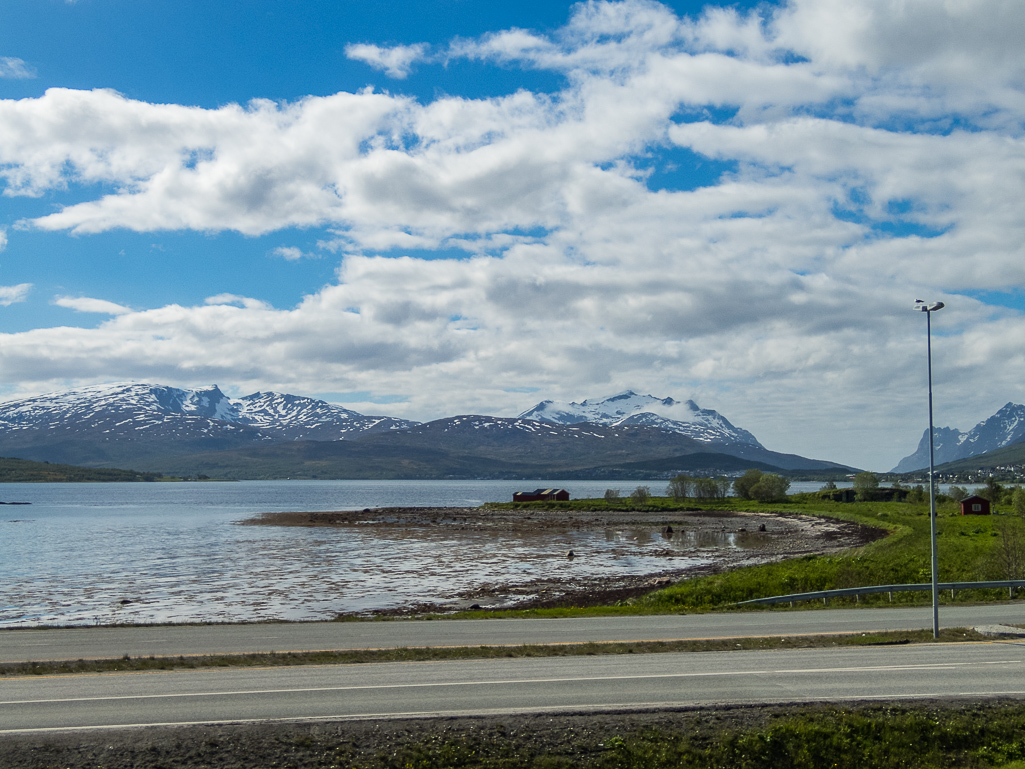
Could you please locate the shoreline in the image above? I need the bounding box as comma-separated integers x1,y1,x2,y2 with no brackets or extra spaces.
243,506,883,615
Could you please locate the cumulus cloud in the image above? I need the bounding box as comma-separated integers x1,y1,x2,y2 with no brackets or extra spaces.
345,42,428,78
0,0,1024,469
54,296,132,315
0,57,35,79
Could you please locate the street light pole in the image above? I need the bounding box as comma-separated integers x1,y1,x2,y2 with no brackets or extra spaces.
915,299,944,639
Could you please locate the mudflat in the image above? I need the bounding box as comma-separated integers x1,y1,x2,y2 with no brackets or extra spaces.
243,507,882,614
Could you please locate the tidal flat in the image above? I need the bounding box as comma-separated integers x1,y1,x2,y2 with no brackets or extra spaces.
243,506,879,614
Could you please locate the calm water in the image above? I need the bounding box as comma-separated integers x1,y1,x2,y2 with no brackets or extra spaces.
1,479,795,627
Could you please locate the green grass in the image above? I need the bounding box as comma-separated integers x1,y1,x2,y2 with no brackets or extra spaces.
473,493,1025,617
634,495,1025,612
179,701,1025,768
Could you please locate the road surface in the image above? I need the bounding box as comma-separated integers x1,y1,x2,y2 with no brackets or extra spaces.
2,604,1023,663
3,642,1024,733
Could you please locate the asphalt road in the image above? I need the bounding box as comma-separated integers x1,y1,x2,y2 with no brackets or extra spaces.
3,642,1025,733
2,604,1023,663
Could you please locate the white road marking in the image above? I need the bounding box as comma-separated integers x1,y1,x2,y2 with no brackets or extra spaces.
2,660,1021,706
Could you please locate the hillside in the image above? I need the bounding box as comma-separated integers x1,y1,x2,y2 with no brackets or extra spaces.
128,420,855,481
893,402,1025,472
0,457,162,483
0,383,855,479
925,441,1025,475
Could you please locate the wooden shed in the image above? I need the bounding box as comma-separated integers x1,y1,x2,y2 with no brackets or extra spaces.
960,495,991,516
513,488,570,502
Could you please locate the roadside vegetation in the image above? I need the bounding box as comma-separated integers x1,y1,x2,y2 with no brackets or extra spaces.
9,700,1025,768
483,473,1025,617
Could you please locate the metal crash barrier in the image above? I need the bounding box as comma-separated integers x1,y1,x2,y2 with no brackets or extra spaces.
737,580,1025,607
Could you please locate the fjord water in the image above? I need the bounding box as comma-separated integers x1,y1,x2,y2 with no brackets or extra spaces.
0,480,825,627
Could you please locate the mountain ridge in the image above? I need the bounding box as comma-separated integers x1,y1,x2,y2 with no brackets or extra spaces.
892,402,1025,473
519,390,763,447
0,383,854,478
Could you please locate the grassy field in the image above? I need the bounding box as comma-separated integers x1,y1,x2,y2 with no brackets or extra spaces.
474,492,1025,617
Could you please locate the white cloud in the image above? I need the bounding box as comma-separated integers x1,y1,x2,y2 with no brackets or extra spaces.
1,0,1024,470
0,283,31,306
0,227,7,252
270,246,313,261
345,43,428,78
0,57,35,79
54,295,132,315
204,293,273,310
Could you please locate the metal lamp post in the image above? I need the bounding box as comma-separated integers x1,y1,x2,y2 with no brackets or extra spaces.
915,299,944,639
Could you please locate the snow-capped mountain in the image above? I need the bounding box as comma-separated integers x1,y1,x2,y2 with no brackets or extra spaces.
0,382,850,477
0,383,417,466
235,391,415,440
892,402,1025,473
519,391,763,448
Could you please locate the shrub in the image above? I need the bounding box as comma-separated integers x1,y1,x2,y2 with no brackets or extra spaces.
749,473,791,502
666,475,691,500
733,469,763,500
630,486,651,505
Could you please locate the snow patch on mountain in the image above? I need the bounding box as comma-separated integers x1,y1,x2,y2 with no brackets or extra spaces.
892,402,1025,472
518,391,763,448
0,383,418,442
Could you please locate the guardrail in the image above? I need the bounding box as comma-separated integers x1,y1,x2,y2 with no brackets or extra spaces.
737,580,1025,606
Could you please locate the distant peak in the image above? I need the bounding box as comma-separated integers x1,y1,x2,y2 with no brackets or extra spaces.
607,390,639,401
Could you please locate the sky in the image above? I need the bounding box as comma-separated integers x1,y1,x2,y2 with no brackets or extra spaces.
0,0,1024,472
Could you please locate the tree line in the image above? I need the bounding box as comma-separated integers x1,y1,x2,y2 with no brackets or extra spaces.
604,468,792,504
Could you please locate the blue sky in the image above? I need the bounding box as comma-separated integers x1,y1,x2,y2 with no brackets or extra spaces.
1,0,1024,470
0,0,762,334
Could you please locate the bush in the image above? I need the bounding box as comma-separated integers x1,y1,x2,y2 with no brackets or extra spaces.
1014,487,1025,516
907,485,926,504
666,475,691,500
948,485,969,503
733,469,763,500
693,477,731,500
853,472,880,501
604,488,621,503
630,486,651,505
749,473,791,502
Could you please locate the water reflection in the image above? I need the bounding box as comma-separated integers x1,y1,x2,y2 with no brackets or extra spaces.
0,481,782,627
603,528,771,551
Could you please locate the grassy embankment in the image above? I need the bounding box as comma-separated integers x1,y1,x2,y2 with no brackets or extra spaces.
460,492,1025,619
349,702,1025,769
9,701,1025,768
241,702,1025,769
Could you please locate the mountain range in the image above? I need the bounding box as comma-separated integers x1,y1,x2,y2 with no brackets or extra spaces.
519,392,763,447
892,402,1025,473
0,383,854,479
